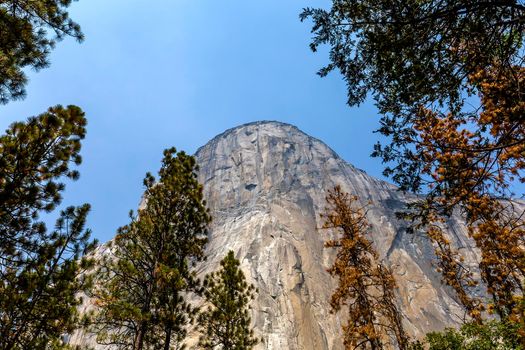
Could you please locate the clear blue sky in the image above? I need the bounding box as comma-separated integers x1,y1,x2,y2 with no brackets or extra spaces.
0,0,387,243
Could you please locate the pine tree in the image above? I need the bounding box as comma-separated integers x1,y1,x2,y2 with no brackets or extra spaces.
0,106,97,349
197,250,259,350
0,0,83,104
412,320,523,350
321,186,409,350
302,0,525,328
301,1,524,138
90,148,210,350
0,2,93,347
406,68,525,322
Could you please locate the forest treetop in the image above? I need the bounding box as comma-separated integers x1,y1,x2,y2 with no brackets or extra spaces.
301,1,525,193
301,1,525,112
0,0,83,104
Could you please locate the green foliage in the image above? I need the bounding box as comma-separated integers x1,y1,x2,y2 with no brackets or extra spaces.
0,105,86,247
198,250,258,350
300,1,525,193
410,321,523,350
0,107,96,350
90,148,210,350
425,328,465,350
0,0,83,104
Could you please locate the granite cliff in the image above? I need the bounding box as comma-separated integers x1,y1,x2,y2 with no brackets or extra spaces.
72,121,481,349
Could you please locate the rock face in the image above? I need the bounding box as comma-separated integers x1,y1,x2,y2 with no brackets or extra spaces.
193,121,478,349
74,121,480,349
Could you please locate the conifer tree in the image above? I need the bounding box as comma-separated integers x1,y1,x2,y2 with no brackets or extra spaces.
321,186,408,350
302,0,525,328
90,148,210,350
0,0,83,104
197,250,259,350
409,319,523,350
0,2,93,347
0,106,97,349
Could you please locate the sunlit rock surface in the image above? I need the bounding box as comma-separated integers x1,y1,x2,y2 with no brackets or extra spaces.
72,121,480,349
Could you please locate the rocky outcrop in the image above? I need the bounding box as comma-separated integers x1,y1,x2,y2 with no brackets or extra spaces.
72,121,481,349
192,121,480,349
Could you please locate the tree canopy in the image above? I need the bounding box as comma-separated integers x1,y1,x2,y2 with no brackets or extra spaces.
321,186,408,350
0,0,83,104
0,106,96,350
301,0,525,195
409,320,524,350
91,148,210,350
303,0,525,329
198,250,259,350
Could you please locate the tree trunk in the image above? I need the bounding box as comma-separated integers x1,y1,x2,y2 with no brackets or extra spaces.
134,321,147,350
163,325,172,350
370,337,381,350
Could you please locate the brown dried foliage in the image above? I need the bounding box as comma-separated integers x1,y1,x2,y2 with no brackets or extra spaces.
408,65,525,325
321,186,409,350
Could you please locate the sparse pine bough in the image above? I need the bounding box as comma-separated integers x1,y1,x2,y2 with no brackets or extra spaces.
321,186,408,350
0,0,83,104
